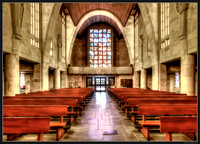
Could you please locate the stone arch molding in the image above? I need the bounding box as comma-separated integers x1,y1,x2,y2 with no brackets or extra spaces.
67,10,134,65
44,4,157,66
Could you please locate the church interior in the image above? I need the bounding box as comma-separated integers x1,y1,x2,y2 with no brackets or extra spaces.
2,2,198,142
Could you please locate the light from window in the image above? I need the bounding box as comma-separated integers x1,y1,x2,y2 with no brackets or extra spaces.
20,73,25,89
175,73,179,88
50,40,53,56
62,11,66,58
161,3,169,49
89,29,112,68
30,3,39,48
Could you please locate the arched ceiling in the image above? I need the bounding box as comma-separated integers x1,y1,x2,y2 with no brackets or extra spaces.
78,15,122,38
62,3,137,26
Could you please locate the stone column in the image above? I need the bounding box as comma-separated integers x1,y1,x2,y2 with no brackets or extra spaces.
152,64,159,90
60,71,67,88
181,55,195,95
32,64,41,92
5,53,20,96
140,69,147,89
159,64,167,91
57,34,62,62
54,69,60,89
5,3,24,96
169,74,175,92
176,3,195,95
133,71,140,88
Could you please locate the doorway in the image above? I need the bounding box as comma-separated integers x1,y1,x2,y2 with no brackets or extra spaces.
95,77,106,92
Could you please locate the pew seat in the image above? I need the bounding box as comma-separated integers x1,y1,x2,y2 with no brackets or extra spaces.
3,117,50,141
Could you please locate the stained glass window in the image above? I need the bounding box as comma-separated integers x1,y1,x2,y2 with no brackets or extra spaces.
20,73,25,89
89,29,112,67
175,73,179,88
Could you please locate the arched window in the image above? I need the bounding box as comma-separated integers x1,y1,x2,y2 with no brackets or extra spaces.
89,28,112,68
30,3,40,48
161,3,169,49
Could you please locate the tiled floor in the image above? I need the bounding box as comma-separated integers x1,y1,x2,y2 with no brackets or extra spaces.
3,92,194,142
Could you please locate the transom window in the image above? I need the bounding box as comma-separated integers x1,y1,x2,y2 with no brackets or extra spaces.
30,3,39,48
161,3,169,49
89,29,112,68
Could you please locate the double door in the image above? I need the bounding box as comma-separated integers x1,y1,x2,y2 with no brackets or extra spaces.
95,77,106,92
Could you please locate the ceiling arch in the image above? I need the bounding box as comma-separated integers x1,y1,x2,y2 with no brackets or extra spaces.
78,15,122,37
64,3,135,26
67,10,134,65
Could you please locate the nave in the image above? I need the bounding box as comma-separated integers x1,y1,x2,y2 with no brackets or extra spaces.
3,92,193,142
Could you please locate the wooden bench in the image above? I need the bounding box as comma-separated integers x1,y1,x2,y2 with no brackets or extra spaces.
124,99,197,119
4,96,85,111
3,99,78,125
3,117,50,141
160,116,197,141
118,96,196,108
137,104,197,141
3,105,69,141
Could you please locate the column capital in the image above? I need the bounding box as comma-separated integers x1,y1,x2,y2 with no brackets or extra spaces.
176,3,189,14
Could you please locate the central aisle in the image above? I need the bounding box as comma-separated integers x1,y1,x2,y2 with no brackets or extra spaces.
62,92,144,141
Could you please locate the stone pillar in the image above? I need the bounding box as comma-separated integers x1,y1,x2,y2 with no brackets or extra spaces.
32,64,41,92
4,4,24,96
176,3,195,96
57,34,62,62
5,54,20,96
60,71,67,88
181,55,195,95
140,69,147,89
169,74,175,92
152,64,159,90
133,71,140,88
66,71,69,88
54,69,60,89
159,64,167,91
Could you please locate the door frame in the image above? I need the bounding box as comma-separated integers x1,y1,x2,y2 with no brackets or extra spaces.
95,77,106,92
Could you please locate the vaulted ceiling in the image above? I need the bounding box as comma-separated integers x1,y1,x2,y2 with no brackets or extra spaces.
61,3,138,38
78,15,122,37
62,3,137,26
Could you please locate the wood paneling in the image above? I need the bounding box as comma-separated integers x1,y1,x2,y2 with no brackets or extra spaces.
78,15,122,37
64,3,137,26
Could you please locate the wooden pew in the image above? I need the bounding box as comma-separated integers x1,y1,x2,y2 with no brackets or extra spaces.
4,96,85,111
118,96,196,108
137,104,197,141
3,117,50,141
3,105,69,141
3,99,78,124
160,116,197,141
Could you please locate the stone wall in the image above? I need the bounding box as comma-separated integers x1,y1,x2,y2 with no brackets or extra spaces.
68,75,86,88
187,3,197,54
115,75,133,88
49,71,54,90
160,3,197,63
114,37,130,66
3,3,12,53
71,36,87,66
